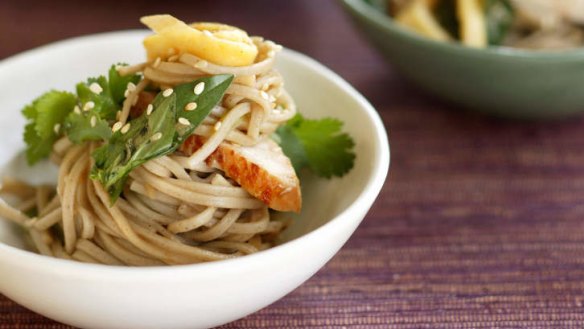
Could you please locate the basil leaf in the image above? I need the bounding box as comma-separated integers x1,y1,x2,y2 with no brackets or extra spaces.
91,74,234,203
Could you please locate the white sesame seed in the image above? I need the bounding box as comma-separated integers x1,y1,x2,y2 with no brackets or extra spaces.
127,82,136,91
194,60,208,69
83,101,95,111
112,121,123,132
168,55,179,62
73,106,81,114
185,102,198,111
89,82,103,94
53,124,60,134
150,132,162,141
261,84,269,91
121,123,131,134
267,50,275,57
90,116,97,127
203,30,213,37
273,44,283,51
178,117,190,126
124,89,130,98
163,88,174,97
153,57,161,68
214,121,222,131
194,82,205,95
260,91,269,100
146,104,154,116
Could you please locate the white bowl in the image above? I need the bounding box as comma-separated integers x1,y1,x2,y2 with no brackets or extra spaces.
0,31,390,329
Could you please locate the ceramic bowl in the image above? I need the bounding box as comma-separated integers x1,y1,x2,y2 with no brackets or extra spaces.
341,0,584,119
0,31,389,329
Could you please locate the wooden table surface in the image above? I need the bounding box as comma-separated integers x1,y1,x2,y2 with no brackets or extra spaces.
2,0,584,328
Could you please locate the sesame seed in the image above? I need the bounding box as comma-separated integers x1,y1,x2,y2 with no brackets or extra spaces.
178,117,190,126
185,102,198,111
163,88,174,97
90,116,97,127
267,50,275,57
168,55,179,62
260,91,269,100
150,132,162,141
121,123,131,134
273,44,283,51
127,82,136,91
53,124,60,134
83,101,95,111
146,104,154,116
153,57,161,68
194,82,205,95
194,60,208,69
112,121,123,132
203,30,213,37
73,106,81,114
89,82,103,94
261,84,269,91
214,121,222,131
124,89,130,98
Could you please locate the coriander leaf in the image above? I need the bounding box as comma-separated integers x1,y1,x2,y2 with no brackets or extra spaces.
76,76,117,120
64,111,112,144
24,123,55,165
31,91,77,139
275,123,308,173
21,91,76,165
109,64,141,104
275,114,356,179
91,74,234,203
485,0,514,45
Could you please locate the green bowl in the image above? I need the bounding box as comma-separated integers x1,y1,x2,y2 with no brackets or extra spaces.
341,0,584,119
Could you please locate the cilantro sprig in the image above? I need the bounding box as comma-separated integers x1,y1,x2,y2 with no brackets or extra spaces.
275,114,355,178
22,64,141,164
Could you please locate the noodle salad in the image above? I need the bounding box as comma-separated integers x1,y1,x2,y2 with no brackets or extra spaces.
0,15,355,266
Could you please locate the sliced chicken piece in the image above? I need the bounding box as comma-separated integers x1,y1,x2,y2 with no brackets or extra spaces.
180,136,301,213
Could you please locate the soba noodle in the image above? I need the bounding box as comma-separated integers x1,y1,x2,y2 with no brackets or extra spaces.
0,34,295,266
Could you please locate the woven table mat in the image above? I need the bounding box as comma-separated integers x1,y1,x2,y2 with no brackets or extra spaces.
2,0,584,328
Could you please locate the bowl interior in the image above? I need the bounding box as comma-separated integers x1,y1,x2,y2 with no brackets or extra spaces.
0,30,388,253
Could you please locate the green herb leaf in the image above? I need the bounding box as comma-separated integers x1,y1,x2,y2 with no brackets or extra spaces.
21,91,77,165
109,64,141,104
64,112,112,144
485,0,514,45
275,114,356,178
76,76,117,120
91,74,234,203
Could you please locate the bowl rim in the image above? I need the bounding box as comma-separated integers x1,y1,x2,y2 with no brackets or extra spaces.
341,0,584,61
0,30,390,278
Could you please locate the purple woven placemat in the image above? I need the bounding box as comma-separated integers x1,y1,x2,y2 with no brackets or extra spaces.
2,0,584,328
